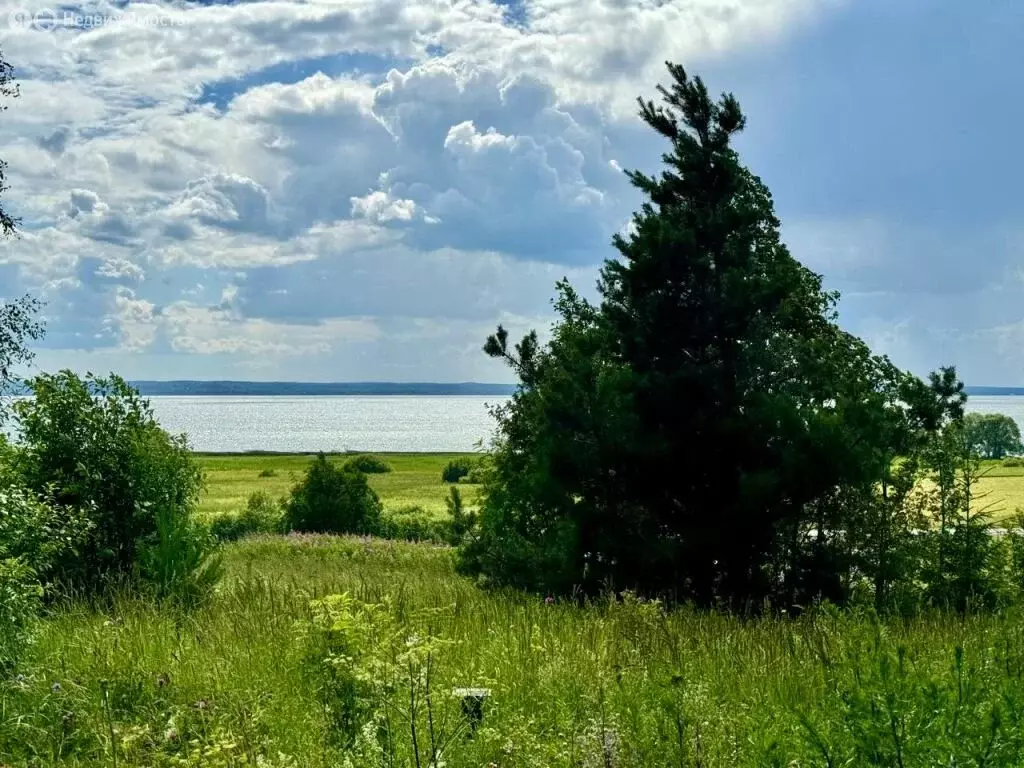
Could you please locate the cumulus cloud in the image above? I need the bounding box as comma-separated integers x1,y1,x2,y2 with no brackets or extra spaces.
38,127,71,156
166,173,278,234
95,256,145,282
68,189,104,217
0,0,841,380
350,190,424,223
160,303,381,357
109,287,157,351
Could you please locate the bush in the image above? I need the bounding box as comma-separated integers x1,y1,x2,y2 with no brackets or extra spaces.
343,455,392,474
1003,457,1024,468
0,477,90,666
258,468,277,478
12,371,215,596
376,506,450,543
441,458,474,483
210,491,283,542
139,504,223,608
0,479,92,583
446,486,477,545
0,558,42,670
284,454,382,535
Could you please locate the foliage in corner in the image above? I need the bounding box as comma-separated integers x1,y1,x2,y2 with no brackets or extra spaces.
12,371,215,597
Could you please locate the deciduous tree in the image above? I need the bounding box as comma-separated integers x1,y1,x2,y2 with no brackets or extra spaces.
963,412,1022,459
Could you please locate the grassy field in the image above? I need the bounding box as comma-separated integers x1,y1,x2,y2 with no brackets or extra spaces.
195,453,1024,524
8,454,1024,764
195,452,483,520
6,535,1024,766
970,460,1024,521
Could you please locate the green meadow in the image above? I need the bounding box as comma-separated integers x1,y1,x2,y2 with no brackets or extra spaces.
7,534,1024,766
194,452,1024,524
5,455,1024,765
195,453,484,520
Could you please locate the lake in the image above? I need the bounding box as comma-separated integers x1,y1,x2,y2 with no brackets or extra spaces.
156,394,1024,453
964,396,1024,426
6,393,1022,454
148,395,508,453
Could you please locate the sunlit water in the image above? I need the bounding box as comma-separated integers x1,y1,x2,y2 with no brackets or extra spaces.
964,396,1024,427
147,396,508,453
152,394,1017,453
4,394,1021,454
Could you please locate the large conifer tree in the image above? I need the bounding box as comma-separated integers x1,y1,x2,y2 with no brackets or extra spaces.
462,63,956,607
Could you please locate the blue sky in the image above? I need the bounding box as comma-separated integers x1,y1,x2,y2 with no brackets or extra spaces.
0,0,1021,383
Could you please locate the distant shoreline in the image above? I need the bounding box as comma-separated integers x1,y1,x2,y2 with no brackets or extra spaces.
87,384,1024,398
6,381,1020,397
8,381,518,397
130,381,517,396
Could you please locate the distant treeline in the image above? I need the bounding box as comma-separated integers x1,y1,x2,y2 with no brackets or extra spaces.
2,381,1013,397
6,381,518,396
964,386,1024,396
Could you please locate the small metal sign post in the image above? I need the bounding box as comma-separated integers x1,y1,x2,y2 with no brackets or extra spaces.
452,687,490,737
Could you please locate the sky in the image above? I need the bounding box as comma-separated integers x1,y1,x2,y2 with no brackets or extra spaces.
0,0,1021,384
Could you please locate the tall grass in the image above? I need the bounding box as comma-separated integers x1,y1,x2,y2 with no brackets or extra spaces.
3,534,1024,766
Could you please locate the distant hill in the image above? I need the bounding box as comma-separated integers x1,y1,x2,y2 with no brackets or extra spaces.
125,381,518,396
5,380,1018,397
120,383,1024,397
964,386,1024,397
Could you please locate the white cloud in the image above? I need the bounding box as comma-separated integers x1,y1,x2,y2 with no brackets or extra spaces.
161,302,381,357
96,256,145,282
110,287,156,351
350,190,422,223
166,172,276,233
0,0,836,378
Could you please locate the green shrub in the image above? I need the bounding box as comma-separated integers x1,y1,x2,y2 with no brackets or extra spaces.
0,478,90,667
1003,457,1024,468
0,558,42,669
210,491,283,542
376,506,450,543
208,515,250,543
284,454,382,535
258,468,277,478
446,486,477,545
139,504,223,608
343,454,392,474
0,480,91,582
298,593,392,749
441,458,474,483
12,371,212,596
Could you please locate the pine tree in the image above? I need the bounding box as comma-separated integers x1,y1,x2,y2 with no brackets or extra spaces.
463,63,958,608
596,63,846,602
